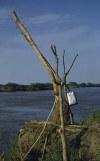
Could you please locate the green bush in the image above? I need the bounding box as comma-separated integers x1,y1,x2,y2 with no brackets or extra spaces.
44,137,62,161
40,128,63,161
82,111,100,125
70,147,79,161
5,137,20,161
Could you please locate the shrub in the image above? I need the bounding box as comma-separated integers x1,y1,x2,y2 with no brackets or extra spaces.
5,137,20,161
82,111,100,125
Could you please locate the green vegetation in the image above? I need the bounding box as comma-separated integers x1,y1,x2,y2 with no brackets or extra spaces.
4,137,20,161
44,138,62,161
3,111,100,161
0,82,100,92
82,111,100,125
69,82,100,88
0,83,53,92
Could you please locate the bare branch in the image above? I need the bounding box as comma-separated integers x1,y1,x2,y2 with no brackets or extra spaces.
65,54,78,79
62,50,68,97
50,44,59,77
62,49,67,97
62,50,67,94
63,53,77,124
62,49,66,76
62,50,73,124
12,11,56,83
50,44,57,57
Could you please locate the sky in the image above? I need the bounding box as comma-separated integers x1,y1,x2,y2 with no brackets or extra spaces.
0,0,100,84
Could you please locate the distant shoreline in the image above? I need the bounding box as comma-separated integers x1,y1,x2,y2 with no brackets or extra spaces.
0,82,100,92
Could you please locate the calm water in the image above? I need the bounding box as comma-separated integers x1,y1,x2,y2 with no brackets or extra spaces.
0,88,100,153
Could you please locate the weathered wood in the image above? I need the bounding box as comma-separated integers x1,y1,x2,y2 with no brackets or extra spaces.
65,54,78,79
62,51,74,124
12,11,78,161
59,85,68,161
12,11,56,85
50,44,59,77
63,49,66,76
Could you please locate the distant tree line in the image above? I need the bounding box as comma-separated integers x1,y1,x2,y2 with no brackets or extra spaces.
69,82,100,88
0,82,100,92
0,83,53,92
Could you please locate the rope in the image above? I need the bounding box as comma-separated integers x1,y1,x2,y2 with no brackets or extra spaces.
21,98,56,161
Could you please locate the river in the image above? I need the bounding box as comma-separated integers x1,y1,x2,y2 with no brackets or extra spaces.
0,87,100,153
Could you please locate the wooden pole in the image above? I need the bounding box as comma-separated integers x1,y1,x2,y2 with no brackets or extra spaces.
59,85,68,161
11,11,71,161
62,51,74,124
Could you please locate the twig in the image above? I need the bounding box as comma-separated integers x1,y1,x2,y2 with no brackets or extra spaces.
41,136,48,161
62,49,66,76
65,54,78,79
50,44,59,77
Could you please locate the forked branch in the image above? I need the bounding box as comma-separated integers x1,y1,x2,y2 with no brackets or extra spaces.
50,44,59,77
62,49,66,77
64,54,78,79
12,11,56,83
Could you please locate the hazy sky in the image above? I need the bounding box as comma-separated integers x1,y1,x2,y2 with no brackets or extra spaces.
0,0,100,84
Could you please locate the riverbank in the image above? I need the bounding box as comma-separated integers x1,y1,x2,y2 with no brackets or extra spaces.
0,88,100,155
0,82,100,92
2,111,100,161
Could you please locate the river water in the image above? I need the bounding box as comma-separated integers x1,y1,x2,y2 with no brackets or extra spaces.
0,88,100,153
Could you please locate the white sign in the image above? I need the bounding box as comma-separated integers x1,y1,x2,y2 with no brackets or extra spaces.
67,91,77,106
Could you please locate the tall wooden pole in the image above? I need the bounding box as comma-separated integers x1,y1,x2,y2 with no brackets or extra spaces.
11,11,78,161
59,84,68,161
63,51,73,124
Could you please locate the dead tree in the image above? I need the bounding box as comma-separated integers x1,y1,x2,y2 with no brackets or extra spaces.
12,11,78,161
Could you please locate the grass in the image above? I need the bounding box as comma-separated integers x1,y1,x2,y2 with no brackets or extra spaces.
82,111,100,125
4,137,20,161
3,111,100,161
